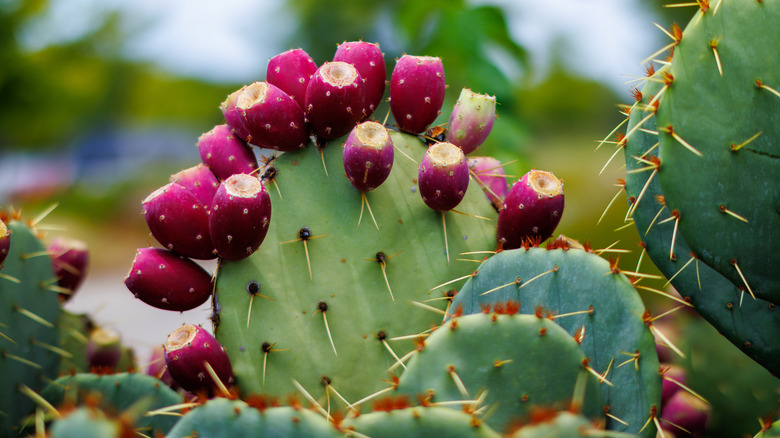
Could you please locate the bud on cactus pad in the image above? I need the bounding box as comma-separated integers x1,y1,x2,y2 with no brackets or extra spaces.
209,174,272,261
418,141,470,212
333,41,386,119
446,88,496,155
124,247,213,311
390,55,446,134
197,123,259,180
266,48,318,111
220,85,252,142
343,121,394,192
48,237,89,301
305,61,366,140
143,182,216,260
237,81,309,151
170,164,220,211
497,170,564,249
164,324,235,396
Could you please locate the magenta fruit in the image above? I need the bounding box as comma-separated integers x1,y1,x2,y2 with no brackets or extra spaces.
660,391,710,436
236,81,309,151
496,170,564,249
467,156,508,211
266,48,318,111
48,237,89,301
209,174,272,261
143,182,216,260
86,327,122,371
197,124,259,180
124,247,213,311
333,41,386,119
305,61,366,140
170,164,219,210
343,121,395,192
0,219,8,268
661,364,687,407
418,142,470,212
164,324,235,396
446,88,496,155
220,86,252,142
390,55,446,134
146,345,178,389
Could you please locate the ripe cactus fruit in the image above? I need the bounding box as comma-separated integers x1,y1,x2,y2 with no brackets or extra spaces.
124,247,213,311
305,61,366,140
208,174,272,261
197,123,259,180
164,324,235,396
48,237,89,301
170,163,220,210
236,81,309,151
652,0,780,303
496,170,564,249
266,48,318,111
468,156,508,211
142,182,216,260
659,391,710,436
344,406,501,438
333,41,386,119
0,219,9,267
86,327,122,371
220,85,252,142
396,313,604,433
446,88,497,155
343,121,394,193
390,55,446,134
418,142,470,212
451,247,661,437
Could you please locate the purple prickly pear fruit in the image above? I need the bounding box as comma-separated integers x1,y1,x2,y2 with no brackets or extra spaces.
390,55,446,134
197,124,259,181
0,219,9,268
220,86,252,142
209,174,272,261
170,164,219,211
48,237,89,301
305,61,366,140
661,364,687,407
467,156,508,211
164,324,235,396
418,142,470,212
446,88,496,155
333,41,386,119
266,48,318,111
236,81,309,151
147,345,178,389
124,247,213,311
660,391,710,436
142,182,216,260
343,121,395,192
86,327,122,371
496,170,564,249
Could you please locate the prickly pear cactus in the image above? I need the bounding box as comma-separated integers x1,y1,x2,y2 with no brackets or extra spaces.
214,131,497,403
0,220,62,433
652,0,780,303
343,406,501,438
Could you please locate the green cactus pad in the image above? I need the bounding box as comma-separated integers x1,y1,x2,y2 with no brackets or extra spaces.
508,411,601,438
343,406,501,438
655,0,780,304
214,131,497,403
48,407,124,438
757,420,780,438
40,372,184,436
396,313,604,434
624,70,780,375
166,398,343,438
450,247,661,437
0,220,62,433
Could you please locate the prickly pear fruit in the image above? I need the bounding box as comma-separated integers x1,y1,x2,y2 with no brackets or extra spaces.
446,88,496,155
170,164,220,210
0,219,8,267
334,41,386,119
48,237,89,301
208,174,272,261
164,324,235,396
146,345,178,389
496,170,564,248
86,327,122,371
124,247,213,311
237,81,309,151
418,142,469,212
343,121,394,192
305,61,366,140
660,391,710,436
220,85,252,142
142,182,216,260
390,55,446,134
266,48,318,111
468,156,508,210
197,123,259,180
